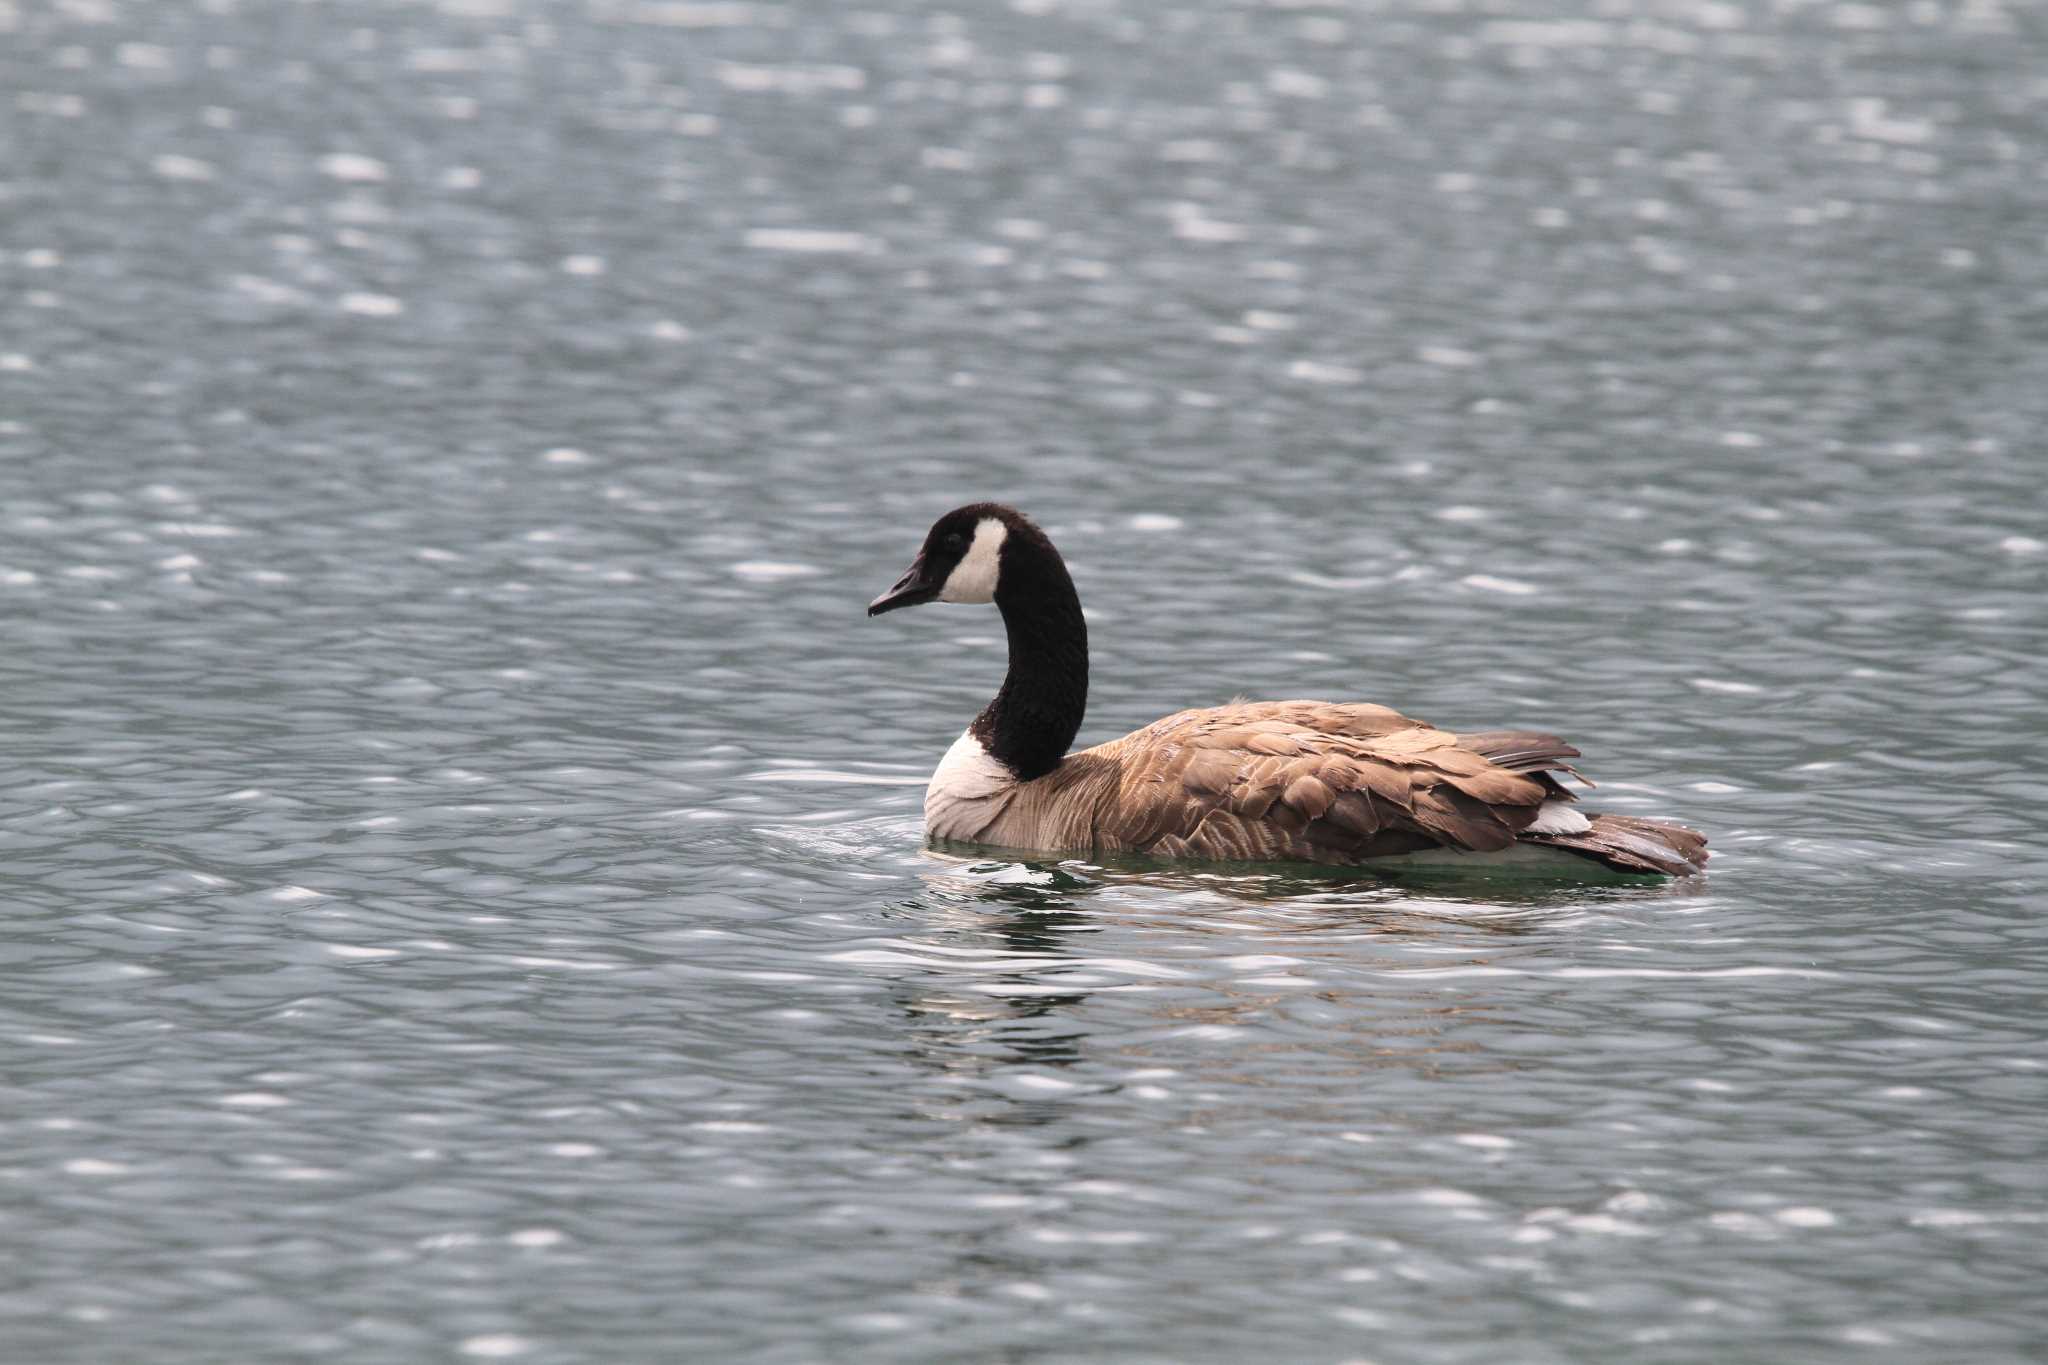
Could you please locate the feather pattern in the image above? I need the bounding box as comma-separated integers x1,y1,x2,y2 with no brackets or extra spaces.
963,702,1538,862
938,702,1706,875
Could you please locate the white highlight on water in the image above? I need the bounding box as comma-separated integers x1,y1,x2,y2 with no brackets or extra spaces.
1418,344,1480,367
317,153,388,182
716,61,865,93
1287,359,1363,384
339,292,404,316
743,228,876,254
1461,574,1537,595
507,1228,564,1248
1775,1206,1838,1228
731,561,820,581
151,154,216,181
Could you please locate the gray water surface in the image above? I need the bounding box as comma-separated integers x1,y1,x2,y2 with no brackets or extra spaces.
4,0,2047,1360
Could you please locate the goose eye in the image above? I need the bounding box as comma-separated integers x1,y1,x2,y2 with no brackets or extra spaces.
943,532,964,550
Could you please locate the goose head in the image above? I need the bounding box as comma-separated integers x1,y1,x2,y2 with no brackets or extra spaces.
867,502,1024,616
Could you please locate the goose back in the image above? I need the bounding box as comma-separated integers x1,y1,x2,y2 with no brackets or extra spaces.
937,699,1612,866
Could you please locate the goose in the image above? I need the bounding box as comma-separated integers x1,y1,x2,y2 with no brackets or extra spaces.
868,503,1707,877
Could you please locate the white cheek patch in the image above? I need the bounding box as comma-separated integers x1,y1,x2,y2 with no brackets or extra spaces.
937,517,1007,603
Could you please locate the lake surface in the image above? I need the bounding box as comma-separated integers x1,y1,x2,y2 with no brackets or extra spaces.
4,0,2046,1359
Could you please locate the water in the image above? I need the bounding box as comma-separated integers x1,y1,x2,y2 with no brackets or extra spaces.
5,0,2047,1359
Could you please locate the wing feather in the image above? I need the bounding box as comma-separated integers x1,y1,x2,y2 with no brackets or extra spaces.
1078,701,1555,863
1281,772,1336,820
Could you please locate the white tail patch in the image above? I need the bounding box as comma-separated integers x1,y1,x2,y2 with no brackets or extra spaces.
1526,800,1591,835
938,518,1007,603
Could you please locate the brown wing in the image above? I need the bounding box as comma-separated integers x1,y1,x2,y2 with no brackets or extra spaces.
1084,702,1556,865
1456,728,1591,802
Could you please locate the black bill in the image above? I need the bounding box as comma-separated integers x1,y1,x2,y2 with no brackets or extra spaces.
867,556,939,615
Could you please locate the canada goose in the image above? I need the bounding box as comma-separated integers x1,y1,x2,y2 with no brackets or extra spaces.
869,503,1708,877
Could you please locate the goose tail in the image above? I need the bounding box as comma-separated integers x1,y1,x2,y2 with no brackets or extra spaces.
1520,812,1709,877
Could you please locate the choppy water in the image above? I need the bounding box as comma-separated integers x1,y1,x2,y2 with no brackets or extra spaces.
5,0,2047,1359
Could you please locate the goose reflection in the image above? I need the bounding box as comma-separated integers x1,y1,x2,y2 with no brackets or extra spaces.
884,860,1100,1097
872,851,1654,1131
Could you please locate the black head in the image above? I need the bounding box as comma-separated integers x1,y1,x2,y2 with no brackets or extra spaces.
867,502,1033,616
868,503,1088,779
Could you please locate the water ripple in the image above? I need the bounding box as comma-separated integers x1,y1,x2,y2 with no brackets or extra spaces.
3,0,2046,1359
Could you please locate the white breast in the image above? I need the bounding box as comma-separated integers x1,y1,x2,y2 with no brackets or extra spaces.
924,729,1017,841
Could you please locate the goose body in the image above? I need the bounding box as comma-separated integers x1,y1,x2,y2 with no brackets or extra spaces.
870,504,1707,877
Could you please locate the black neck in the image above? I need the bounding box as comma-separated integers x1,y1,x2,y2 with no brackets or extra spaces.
971,541,1088,783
